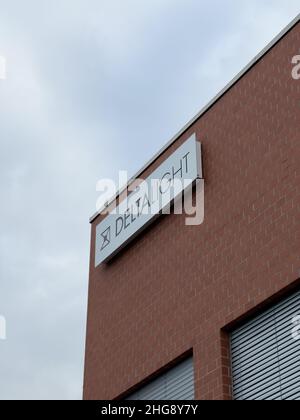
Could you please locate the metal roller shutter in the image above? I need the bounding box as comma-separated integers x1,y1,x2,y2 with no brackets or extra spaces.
126,357,194,400
231,289,300,400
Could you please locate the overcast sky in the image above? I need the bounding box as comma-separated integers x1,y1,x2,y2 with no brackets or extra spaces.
0,0,299,400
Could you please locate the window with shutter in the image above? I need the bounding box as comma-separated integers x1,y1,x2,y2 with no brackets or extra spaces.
231,290,300,400
126,357,194,400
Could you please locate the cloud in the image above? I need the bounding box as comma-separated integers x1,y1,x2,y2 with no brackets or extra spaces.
0,0,299,399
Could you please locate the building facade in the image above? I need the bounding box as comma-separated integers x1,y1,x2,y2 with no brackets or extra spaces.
84,16,300,400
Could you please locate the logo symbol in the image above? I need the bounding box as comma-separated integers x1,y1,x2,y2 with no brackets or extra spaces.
100,227,111,251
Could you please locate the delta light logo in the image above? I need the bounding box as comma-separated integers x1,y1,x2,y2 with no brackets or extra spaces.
95,135,204,266
292,52,300,80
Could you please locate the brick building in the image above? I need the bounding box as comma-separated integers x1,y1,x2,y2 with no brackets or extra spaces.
84,15,300,400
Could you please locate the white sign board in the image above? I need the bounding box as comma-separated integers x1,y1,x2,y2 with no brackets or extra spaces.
95,134,202,266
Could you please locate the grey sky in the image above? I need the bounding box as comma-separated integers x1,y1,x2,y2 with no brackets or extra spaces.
0,0,299,400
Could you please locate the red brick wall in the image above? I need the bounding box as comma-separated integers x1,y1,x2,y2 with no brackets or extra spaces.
83,21,300,400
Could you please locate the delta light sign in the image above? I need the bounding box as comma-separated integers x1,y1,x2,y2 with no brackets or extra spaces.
95,135,203,267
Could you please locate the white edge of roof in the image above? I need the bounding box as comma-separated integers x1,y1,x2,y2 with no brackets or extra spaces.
90,13,300,223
